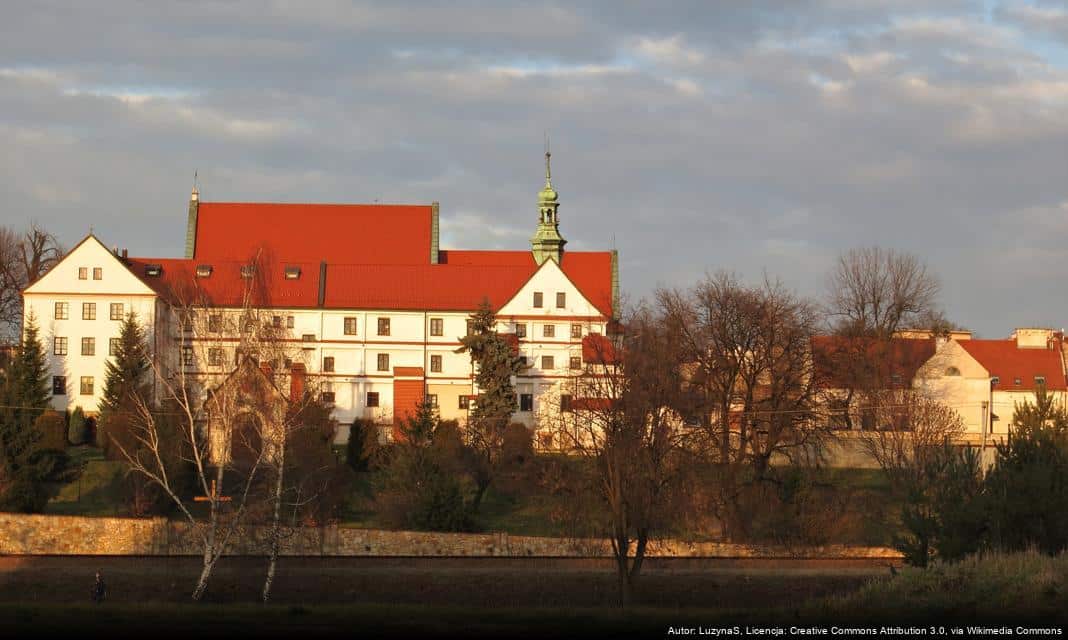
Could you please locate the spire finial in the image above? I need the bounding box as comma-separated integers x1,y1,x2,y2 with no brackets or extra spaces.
191,170,199,201
544,133,552,188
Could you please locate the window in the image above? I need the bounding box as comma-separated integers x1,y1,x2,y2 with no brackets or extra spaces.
110,303,124,321
466,320,476,336
80,376,94,395
377,353,389,372
366,392,380,408
109,338,120,356
240,264,255,279
82,302,96,320
377,317,390,336
302,334,316,342
208,348,224,366
195,265,213,278
208,314,222,333
52,376,66,395
571,323,582,339
144,264,162,277
323,356,335,372
430,355,442,373
93,267,102,280
533,292,543,308
541,355,554,370
560,394,573,412
570,356,582,370
459,395,472,410
556,292,566,308
427,394,438,407
182,346,194,366
945,366,961,376
1036,375,1047,386
991,376,1000,386
53,337,67,356
344,317,358,335
519,355,529,366
272,315,282,329
1014,377,1022,386
321,391,336,403
81,337,95,356
284,266,301,280
430,318,443,336
284,316,293,329
543,324,555,338
515,323,527,338
54,302,68,320
520,393,533,412
78,267,87,280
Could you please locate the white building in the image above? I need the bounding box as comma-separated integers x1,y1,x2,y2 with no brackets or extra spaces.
22,153,619,445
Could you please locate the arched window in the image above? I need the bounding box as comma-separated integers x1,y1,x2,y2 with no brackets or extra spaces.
945,366,961,376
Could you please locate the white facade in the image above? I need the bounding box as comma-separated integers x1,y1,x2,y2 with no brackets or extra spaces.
24,236,610,444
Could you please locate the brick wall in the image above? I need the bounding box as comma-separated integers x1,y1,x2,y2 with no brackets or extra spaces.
0,513,901,559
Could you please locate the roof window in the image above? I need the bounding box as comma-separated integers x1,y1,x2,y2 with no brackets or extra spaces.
284,266,301,280
195,265,213,278
144,264,162,277
991,376,1000,386
1014,377,1022,386
1035,375,1046,386
240,264,255,279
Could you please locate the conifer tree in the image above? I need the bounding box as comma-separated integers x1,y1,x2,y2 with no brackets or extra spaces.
100,312,150,415
0,313,54,511
456,298,525,510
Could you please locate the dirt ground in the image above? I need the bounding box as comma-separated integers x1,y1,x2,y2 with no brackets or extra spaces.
0,555,887,608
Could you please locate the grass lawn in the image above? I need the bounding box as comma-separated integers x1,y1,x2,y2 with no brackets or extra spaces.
45,445,127,517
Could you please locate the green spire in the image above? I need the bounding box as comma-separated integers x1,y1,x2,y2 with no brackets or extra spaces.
531,149,566,265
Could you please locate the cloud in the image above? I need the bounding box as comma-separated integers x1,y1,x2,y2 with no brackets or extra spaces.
3,2,1068,336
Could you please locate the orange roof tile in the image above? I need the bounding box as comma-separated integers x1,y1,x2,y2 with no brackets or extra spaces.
958,340,1067,391
193,202,433,264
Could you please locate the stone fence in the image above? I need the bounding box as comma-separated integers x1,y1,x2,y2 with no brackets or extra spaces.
0,513,901,559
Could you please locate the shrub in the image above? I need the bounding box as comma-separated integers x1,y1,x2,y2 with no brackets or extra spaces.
67,407,86,446
346,419,378,472
34,411,67,451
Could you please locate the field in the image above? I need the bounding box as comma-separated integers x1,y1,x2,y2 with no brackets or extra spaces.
0,554,1065,637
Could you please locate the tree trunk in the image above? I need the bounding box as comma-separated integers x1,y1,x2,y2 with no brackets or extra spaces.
263,446,286,602
192,551,216,601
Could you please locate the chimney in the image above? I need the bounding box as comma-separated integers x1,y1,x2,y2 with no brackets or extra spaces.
290,363,306,401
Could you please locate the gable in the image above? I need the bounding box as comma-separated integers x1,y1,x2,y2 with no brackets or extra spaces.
23,235,156,297
495,258,605,318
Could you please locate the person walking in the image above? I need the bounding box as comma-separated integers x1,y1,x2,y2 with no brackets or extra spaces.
91,570,107,604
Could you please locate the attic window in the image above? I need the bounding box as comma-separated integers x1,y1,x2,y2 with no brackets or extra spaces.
240,264,255,279
144,264,163,277
1014,377,1022,386
195,265,213,278
945,366,961,376
284,266,301,280
1035,376,1046,386
991,376,1000,386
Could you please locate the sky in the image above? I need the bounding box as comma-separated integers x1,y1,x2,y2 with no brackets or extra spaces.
3,1,1068,337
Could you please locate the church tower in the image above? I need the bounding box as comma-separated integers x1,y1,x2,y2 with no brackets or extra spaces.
530,150,567,265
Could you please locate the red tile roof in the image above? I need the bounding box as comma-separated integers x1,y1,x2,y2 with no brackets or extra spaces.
810,336,936,389
583,334,619,365
127,258,322,308
958,340,1067,391
192,202,434,264
323,263,535,312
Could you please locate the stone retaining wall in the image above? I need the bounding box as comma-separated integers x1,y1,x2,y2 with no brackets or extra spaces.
0,513,901,559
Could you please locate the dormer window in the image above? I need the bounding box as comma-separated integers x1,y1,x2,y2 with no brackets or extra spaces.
284,266,301,280
195,265,213,278
1014,377,1022,386
144,264,162,277
240,264,255,279
991,376,1000,386
1035,376,1046,386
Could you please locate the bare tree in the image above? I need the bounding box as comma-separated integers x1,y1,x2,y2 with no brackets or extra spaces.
826,247,940,340
0,224,65,338
116,251,330,601
547,305,693,607
860,390,965,492
658,273,827,538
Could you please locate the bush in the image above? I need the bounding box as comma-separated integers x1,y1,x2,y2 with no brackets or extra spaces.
67,407,87,446
346,419,378,472
34,411,67,451
501,422,534,467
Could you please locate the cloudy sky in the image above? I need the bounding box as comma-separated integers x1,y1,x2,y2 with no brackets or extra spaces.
4,1,1068,336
